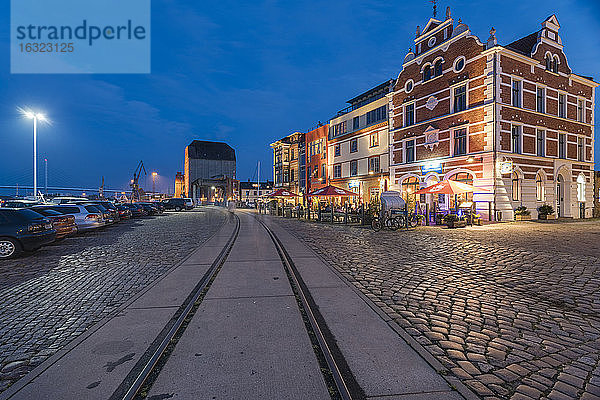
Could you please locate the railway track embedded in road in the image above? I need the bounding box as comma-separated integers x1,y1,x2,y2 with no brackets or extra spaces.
111,210,363,400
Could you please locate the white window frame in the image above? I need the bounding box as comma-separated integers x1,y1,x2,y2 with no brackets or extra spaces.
405,139,416,164
349,160,358,177
577,98,586,123
578,136,585,161
511,124,522,154
369,131,379,148
333,164,341,179
403,101,416,127
453,56,466,73
558,132,566,159
450,81,469,114
536,173,545,201
536,129,545,157
558,91,566,118
511,77,522,108
536,85,546,114
334,144,341,157
451,126,469,156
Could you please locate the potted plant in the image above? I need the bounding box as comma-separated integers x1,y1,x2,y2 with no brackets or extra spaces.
444,214,466,228
537,204,555,220
514,206,531,221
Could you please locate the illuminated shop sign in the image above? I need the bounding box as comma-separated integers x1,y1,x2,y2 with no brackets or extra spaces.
500,161,513,174
421,160,443,174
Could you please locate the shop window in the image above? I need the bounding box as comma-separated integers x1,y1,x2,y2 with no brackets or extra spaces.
448,172,473,207
401,176,419,207
512,80,521,108
536,173,544,201
512,172,520,201
512,125,522,154
577,175,586,202
350,160,358,177
453,128,467,156
405,140,415,163
537,130,545,157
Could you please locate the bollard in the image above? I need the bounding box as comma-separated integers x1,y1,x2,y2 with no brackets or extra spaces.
426,203,430,226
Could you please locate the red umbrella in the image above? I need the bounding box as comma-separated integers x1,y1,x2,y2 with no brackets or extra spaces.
308,185,359,197
264,188,300,197
415,179,489,195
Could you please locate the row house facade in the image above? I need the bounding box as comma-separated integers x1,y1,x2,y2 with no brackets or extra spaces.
327,80,393,203
239,180,273,205
270,131,304,195
389,10,597,220
305,124,329,194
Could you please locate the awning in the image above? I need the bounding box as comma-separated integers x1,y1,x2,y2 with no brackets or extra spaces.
308,185,359,197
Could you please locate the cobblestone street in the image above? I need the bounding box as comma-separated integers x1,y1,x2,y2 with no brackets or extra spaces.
274,218,600,400
0,208,226,393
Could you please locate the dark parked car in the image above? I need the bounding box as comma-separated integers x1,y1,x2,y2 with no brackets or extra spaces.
30,207,77,240
0,209,56,259
135,202,158,216
122,203,147,218
116,205,132,220
162,198,191,211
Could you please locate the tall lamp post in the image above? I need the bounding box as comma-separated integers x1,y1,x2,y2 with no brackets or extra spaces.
152,172,158,195
19,108,49,200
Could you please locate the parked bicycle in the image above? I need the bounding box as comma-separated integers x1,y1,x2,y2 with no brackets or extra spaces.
371,214,399,231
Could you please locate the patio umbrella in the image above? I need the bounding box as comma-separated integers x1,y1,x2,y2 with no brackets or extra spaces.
307,185,359,197
264,188,300,197
415,179,488,195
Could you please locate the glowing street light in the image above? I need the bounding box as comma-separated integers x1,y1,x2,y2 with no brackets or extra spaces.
18,107,50,200
152,172,158,193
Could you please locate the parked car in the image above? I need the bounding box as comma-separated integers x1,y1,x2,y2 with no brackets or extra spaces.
122,203,147,218
37,205,106,232
162,198,192,211
0,209,57,259
30,207,77,240
139,202,163,215
49,197,89,205
135,202,158,216
116,205,132,220
74,202,119,224
2,200,42,209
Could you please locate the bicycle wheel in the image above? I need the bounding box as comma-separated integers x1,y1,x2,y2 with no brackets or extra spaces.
395,215,406,229
408,215,418,228
371,218,382,231
386,217,399,231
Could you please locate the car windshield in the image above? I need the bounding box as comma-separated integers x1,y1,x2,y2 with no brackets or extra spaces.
11,209,46,222
52,206,80,214
84,205,102,213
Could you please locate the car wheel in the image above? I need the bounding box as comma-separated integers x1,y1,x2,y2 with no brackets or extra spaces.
175,206,182,211
0,238,22,259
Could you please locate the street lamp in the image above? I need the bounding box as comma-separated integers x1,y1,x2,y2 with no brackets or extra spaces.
152,172,158,194
19,107,49,200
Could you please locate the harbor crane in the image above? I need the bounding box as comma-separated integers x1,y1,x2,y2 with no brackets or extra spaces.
130,160,147,202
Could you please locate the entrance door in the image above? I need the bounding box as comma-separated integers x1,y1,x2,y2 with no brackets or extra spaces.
556,176,563,217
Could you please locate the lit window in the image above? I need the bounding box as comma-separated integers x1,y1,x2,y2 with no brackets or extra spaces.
577,175,586,202
536,174,544,201
370,132,379,147
512,172,520,201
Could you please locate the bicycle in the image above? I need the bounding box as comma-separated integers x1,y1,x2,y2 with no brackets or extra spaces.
371,214,399,231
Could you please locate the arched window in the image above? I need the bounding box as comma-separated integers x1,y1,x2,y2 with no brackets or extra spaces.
577,174,586,202
434,59,443,77
401,176,420,209
545,55,552,71
552,56,559,73
423,65,432,82
512,172,520,201
449,172,473,185
536,173,544,201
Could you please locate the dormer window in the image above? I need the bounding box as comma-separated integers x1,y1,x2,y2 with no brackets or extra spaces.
552,55,559,73
434,59,443,77
423,65,432,82
545,53,559,73
545,55,552,71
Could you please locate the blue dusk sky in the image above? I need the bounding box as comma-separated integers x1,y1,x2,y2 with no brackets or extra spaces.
0,0,599,194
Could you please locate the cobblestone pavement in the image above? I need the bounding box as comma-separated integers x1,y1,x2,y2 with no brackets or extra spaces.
0,208,226,393
273,218,600,400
